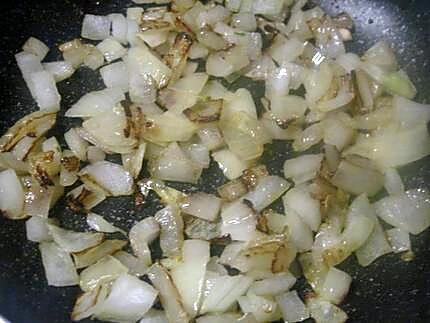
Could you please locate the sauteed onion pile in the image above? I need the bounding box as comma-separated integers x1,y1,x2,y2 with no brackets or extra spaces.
1,0,430,322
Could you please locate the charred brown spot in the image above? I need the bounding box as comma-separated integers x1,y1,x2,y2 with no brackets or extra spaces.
67,187,93,213
61,155,80,172
34,165,54,187
241,165,269,190
135,192,146,206
27,131,37,138
256,214,269,233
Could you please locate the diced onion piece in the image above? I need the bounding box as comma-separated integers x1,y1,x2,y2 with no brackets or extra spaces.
67,185,106,212
48,224,104,253
322,117,354,151
265,67,290,99
109,13,128,44
269,35,304,65
140,309,169,323
79,255,128,292
29,70,61,112
97,38,127,62
149,142,202,184
189,42,209,59
275,290,309,323
171,239,210,317
249,272,296,296
22,37,49,60
81,14,111,40
221,200,257,241
155,205,184,258
129,217,160,265
307,298,348,323
181,143,210,169
374,189,430,235
331,160,384,196
23,183,55,218
304,62,333,104
382,70,416,99
283,187,321,231
80,161,134,196
197,126,224,151
26,216,55,242
94,274,158,322
39,241,79,287
393,95,430,129
87,212,126,235
383,168,404,195
270,95,307,122
122,143,146,178
0,169,25,219
284,154,323,184
355,217,391,267
200,274,253,314
139,29,169,48
386,228,411,253
64,128,88,161
87,146,106,163
100,61,129,92
363,41,397,70
232,12,257,31
252,0,283,15
212,148,248,180
71,284,108,321
65,88,125,118
292,122,324,152
320,267,351,304
147,264,190,323
181,192,222,222
336,53,361,73
84,47,105,70
127,46,171,88
238,293,282,322
284,208,314,252
127,68,157,104
15,51,44,98
43,61,75,82
114,251,148,277
242,176,290,212
73,239,128,269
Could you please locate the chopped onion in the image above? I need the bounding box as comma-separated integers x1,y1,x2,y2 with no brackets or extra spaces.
171,239,210,317
320,267,351,304
26,216,55,242
386,228,411,253
100,61,129,92
23,183,55,218
269,35,304,65
374,189,430,235
181,192,222,222
79,255,128,292
22,37,49,60
87,212,126,235
48,224,104,253
65,88,125,118
71,284,108,321
249,272,296,297
304,62,334,104
64,128,88,161
15,51,44,98
275,290,309,323
97,38,127,62
84,47,105,70
147,264,190,323
114,251,148,277
87,146,106,164
109,13,128,44
238,293,282,322
73,239,128,269
43,61,75,82
155,205,184,258
393,95,430,129
94,273,158,322
292,122,324,152
122,142,146,179
270,95,307,122
232,12,257,32
307,298,348,323
0,168,25,219
221,200,257,241
383,167,404,195
284,154,323,184
80,161,134,196
129,217,160,265
322,116,354,151
29,70,61,112
66,185,106,212
81,14,111,40
140,309,168,323
39,241,79,287
283,187,321,231
252,0,283,15
284,208,314,252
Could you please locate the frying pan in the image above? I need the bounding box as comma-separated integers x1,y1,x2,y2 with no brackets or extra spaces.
0,0,429,322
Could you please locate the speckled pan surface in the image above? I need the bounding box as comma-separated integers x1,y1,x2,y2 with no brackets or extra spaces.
0,0,429,322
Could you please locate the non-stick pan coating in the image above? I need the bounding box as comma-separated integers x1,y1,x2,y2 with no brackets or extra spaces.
0,1,429,322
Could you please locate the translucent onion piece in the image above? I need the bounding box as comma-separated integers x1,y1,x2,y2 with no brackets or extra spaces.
81,14,111,40
96,38,127,62
322,116,354,151
181,143,210,169
26,216,55,242
212,149,248,180
283,187,321,232
73,239,128,269
200,273,254,314
221,201,257,241
100,61,129,92
67,185,106,212
87,146,106,164
171,239,210,317
94,273,158,322
80,161,134,196
181,192,222,222
393,95,430,129
275,290,309,323
22,37,49,60
71,284,108,321
386,228,411,253
154,205,184,258
23,183,55,218
43,61,75,82
292,122,324,152
114,251,148,277
307,298,348,323
238,293,282,322
87,212,126,235
383,168,404,195
84,47,105,70
304,62,333,104
65,88,125,118
249,272,296,297
122,142,146,179
252,0,283,15
0,169,25,219
48,224,104,253
147,264,190,323
374,189,430,235
320,267,351,304
283,154,323,184
29,70,61,112
140,309,169,323
109,13,128,44
269,35,304,65
64,128,88,161
242,176,290,212
15,51,44,98
79,255,128,292
284,208,314,252
270,95,307,122
129,217,160,265
39,241,79,287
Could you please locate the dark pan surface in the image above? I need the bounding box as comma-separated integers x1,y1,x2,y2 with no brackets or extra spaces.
0,0,429,322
